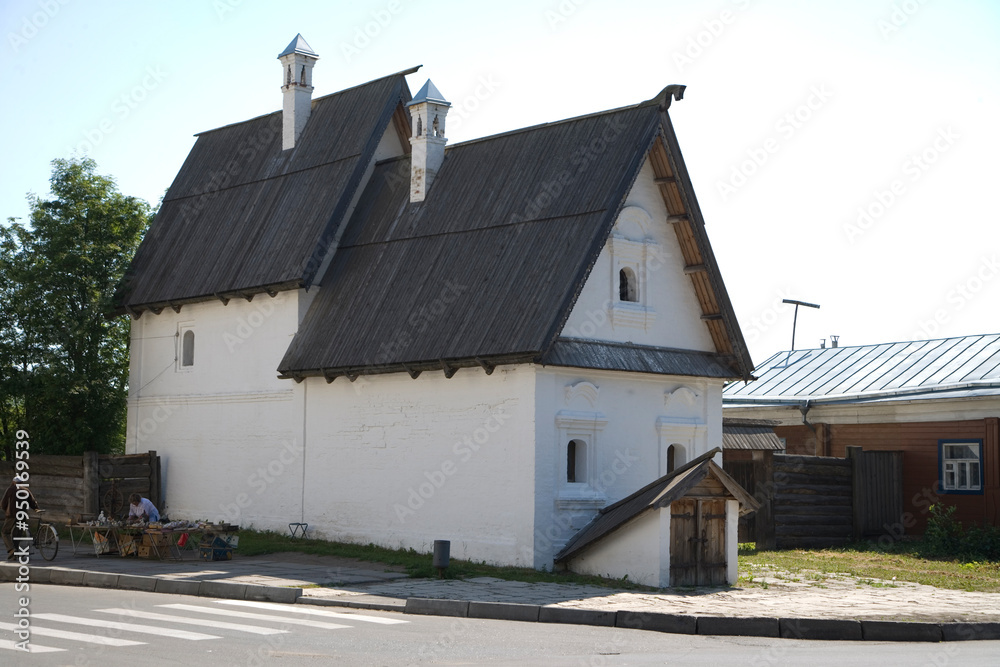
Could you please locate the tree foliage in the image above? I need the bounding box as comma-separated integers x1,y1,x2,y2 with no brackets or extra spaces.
1,157,151,458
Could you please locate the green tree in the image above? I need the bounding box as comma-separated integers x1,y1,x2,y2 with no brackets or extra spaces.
1,157,151,458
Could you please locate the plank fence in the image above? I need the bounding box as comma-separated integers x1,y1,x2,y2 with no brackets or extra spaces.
1,451,161,525
725,449,904,549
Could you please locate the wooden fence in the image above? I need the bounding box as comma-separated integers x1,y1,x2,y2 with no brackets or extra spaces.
725,449,904,549
0,451,160,525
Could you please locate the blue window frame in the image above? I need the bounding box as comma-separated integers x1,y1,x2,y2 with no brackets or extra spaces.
938,440,983,495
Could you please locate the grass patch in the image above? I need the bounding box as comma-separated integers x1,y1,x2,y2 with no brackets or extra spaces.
738,542,1000,593
237,529,657,590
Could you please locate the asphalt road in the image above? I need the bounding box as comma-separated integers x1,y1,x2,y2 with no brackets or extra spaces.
4,583,1000,666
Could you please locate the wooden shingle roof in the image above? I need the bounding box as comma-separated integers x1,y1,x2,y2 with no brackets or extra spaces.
279,96,753,380
115,70,415,311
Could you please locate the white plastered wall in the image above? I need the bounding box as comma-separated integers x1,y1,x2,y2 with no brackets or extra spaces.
300,364,538,566
560,156,715,352
567,511,662,586
125,290,305,523
532,366,723,569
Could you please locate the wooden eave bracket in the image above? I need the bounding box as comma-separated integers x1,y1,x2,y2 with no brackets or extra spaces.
124,306,142,320
214,293,230,306
683,264,707,274
170,304,182,313
475,357,495,375
402,364,421,380
700,313,723,321
667,214,689,224
441,360,458,379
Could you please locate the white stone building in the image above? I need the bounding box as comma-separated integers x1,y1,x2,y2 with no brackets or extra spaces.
117,35,754,573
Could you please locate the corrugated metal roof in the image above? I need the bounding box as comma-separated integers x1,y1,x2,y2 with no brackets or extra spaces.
554,448,758,563
541,339,740,379
723,334,1000,405
115,71,412,310
722,418,783,450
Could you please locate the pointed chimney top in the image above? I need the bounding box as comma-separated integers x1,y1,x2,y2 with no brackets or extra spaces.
408,79,450,107
278,33,318,59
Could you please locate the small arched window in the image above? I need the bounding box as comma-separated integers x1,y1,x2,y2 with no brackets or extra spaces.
300,65,306,86
416,115,423,137
567,439,587,483
619,267,638,302
667,443,685,474
181,330,195,367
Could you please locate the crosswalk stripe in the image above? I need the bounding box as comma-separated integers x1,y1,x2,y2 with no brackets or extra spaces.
215,600,409,625
0,638,64,653
97,608,288,636
33,613,219,641
0,621,146,647
158,604,351,630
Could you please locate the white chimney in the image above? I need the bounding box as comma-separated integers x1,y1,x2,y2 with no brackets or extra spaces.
277,34,319,151
406,80,450,202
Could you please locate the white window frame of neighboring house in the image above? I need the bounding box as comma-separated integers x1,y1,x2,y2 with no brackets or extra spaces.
939,439,983,494
177,322,195,372
555,410,608,510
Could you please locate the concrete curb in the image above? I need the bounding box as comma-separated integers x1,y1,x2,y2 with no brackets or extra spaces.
698,616,780,638
861,620,943,642
468,601,540,623
404,597,470,617
538,606,616,627
780,618,862,641
7,564,999,642
299,596,406,612
940,622,1000,642
616,610,697,635
14,564,302,605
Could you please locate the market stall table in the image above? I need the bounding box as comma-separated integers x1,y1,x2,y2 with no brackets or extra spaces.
67,524,120,557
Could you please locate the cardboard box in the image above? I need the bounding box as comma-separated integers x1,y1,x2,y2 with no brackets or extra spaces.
199,546,233,561
137,545,153,559
119,535,137,557
142,533,170,548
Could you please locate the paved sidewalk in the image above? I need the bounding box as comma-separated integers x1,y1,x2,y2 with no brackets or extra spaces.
9,546,1000,624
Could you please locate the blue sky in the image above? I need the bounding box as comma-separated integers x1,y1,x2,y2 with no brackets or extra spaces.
2,0,998,365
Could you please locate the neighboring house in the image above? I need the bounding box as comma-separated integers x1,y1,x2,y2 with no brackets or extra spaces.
721,417,784,463
115,35,753,570
723,335,1000,533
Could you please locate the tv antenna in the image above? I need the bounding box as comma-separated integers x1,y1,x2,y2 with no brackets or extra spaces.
782,299,820,351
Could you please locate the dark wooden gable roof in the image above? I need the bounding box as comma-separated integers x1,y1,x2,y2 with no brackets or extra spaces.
278,92,753,381
554,447,759,564
115,70,415,311
278,104,663,378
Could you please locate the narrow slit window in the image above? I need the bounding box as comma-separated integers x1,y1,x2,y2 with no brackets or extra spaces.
181,330,195,367
619,267,638,302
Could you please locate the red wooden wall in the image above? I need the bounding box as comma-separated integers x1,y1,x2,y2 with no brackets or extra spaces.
774,418,999,534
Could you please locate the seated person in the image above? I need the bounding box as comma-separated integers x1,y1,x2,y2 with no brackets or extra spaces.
127,494,160,524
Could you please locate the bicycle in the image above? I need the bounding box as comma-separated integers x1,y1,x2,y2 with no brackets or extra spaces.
24,511,59,561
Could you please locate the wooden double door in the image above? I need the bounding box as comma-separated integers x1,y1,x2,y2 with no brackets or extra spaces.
669,498,727,586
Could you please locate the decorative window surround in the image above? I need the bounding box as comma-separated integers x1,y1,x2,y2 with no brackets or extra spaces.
555,410,608,509
656,417,706,477
607,206,658,330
